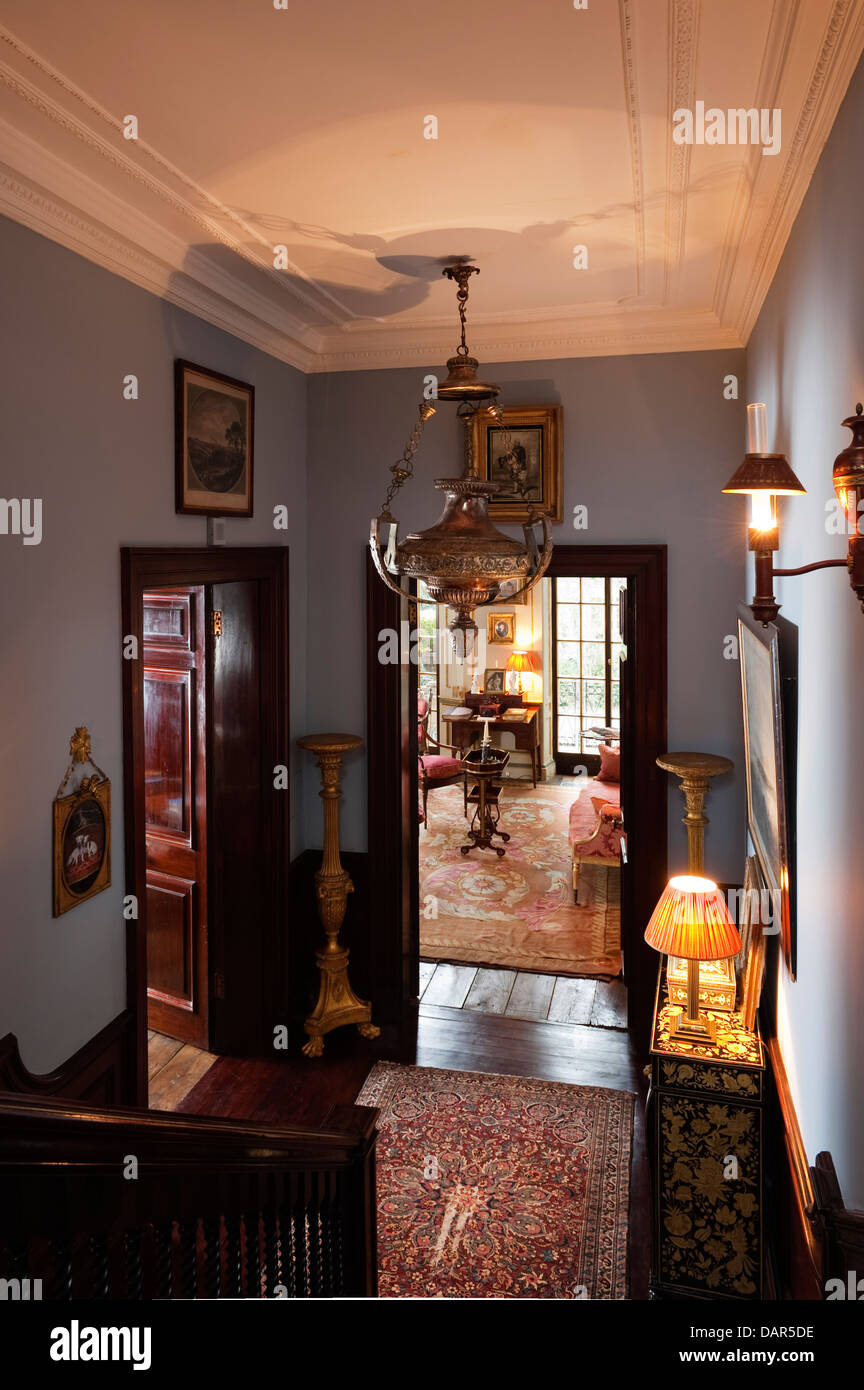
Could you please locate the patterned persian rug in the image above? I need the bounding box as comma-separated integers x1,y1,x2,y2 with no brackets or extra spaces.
419,781,621,976
357,1062,633,1300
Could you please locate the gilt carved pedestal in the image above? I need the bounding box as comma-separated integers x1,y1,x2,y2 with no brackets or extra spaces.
656,751,734,873
297,733,379,1058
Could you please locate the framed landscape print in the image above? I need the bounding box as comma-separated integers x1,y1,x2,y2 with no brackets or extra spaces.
469,405,562,523
175,360,254,516
487,611,515,644
738,604,795,977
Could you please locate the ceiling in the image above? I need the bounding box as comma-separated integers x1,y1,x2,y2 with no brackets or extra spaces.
0,0,862,372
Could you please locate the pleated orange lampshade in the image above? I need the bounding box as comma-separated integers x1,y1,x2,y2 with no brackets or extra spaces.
506,650,539,674
644,875,741,960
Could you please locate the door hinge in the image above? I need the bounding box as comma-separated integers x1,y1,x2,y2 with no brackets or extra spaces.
212,610,223,638
213,970,225,999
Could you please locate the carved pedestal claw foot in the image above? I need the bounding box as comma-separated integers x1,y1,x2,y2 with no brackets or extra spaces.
357,1021,380,1040
302,1033,325,1058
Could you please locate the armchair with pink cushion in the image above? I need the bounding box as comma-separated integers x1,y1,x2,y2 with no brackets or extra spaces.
568,794,624,903
418,697,467,828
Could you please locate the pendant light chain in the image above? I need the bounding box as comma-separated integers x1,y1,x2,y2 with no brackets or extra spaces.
378,401,436,521
369,258,555,658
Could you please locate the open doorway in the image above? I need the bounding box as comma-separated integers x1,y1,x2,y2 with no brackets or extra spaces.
366,544,667,1053
417,573,627,1026
122,547,290,1105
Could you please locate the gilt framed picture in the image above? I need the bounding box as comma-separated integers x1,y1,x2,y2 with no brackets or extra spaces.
496,577,528,606
53,727,112,917
738,604,795,977
469,405,562,523
487,611,515,644
737,854,768,1030
175,360,254,516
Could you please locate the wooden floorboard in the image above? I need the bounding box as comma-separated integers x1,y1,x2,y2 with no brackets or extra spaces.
171,1038,376,1128
147,1032,184,1081
463,967,516,1015
421,963,477,1008
416,1003,640,1092
148,1042,219,1111
548,976,596,1026
420,959,625,1026
504,971,558,1020
591,978,628,1030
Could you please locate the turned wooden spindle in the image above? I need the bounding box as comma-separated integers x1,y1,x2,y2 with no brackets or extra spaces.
297,732,379,1057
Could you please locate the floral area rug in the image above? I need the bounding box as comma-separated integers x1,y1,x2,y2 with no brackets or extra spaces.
357,1062,634,1299
419,781,621,976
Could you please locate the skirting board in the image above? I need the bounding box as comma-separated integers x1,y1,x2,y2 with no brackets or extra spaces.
766,1035,864,1298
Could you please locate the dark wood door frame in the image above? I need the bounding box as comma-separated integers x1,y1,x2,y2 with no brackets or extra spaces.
122,547,290,1105
366,544,667,1056
547,546,667,1047
365,556,419,1054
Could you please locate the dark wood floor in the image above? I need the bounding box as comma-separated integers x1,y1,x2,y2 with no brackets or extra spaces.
150,1001,649,1299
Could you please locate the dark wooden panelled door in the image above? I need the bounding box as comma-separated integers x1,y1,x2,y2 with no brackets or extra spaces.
143,588,209,1046
209,579,274,1057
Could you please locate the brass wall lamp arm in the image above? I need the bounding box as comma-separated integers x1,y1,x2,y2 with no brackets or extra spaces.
772,558,847,576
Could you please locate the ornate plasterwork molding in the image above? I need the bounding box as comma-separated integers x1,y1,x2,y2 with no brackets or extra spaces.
0,8,861,372
0,23,352,327
618,0,646,298
664,0,699,304
733,0,864,340
0,163,318,373
710,0,800,324
312,316,742,373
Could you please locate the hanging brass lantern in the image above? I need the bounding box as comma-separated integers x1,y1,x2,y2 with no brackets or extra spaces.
369,264,553,658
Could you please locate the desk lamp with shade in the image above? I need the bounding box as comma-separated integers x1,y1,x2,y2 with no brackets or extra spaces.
645,875,741,1044
506,649,538,700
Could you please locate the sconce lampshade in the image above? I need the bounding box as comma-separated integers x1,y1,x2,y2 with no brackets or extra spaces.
644,875,741,960
721,454,806,497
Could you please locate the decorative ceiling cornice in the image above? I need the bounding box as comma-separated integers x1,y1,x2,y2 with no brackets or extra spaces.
0,5,861,373
0,24,350,328
734,0,864,341
618,0,647,299
664,0,699,304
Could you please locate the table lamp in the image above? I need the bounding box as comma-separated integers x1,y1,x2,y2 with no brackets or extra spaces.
506,649,538,698
644,875,741,1043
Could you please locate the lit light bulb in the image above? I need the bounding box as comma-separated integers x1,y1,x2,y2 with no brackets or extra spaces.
750,491,776,533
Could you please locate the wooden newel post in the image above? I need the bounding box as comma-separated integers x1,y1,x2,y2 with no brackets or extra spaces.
297,732,379,1058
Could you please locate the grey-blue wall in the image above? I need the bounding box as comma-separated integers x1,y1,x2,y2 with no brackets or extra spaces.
0,215,307,1072
747,58,864,1209
307,351,748,873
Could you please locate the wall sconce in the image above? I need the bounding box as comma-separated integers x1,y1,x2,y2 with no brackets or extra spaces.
723,402,864,624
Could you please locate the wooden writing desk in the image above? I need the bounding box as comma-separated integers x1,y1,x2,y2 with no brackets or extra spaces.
445,708,540,787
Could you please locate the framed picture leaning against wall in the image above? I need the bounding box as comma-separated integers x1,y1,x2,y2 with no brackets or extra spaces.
737,603,796,978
